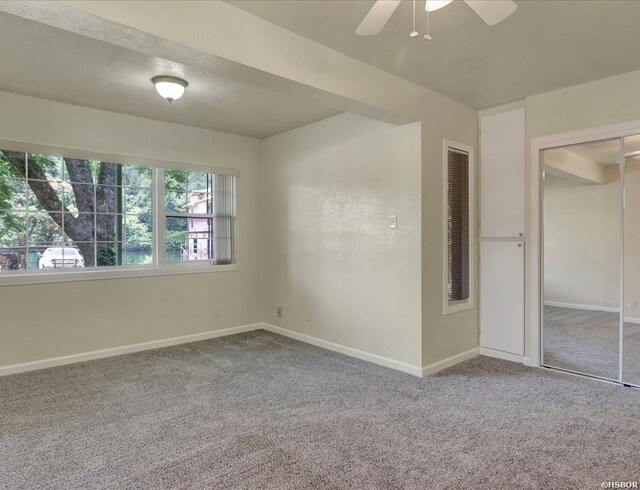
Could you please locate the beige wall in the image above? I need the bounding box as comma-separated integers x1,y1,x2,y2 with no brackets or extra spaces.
0,91,264,366
262,114,423,367
421,88,479,366
524,68,640,357
543,174,621,310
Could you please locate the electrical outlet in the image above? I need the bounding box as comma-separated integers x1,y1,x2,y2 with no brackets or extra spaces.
631,300,637,311
305,309,312,322
213,304,221,317
277,306,283,318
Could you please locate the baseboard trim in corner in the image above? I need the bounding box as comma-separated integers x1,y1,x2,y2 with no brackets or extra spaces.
260,323,423,377
0,323,262,377
421,347,479,377
479,346,524,363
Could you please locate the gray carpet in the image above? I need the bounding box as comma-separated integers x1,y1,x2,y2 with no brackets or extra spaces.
2,330,640,489
544,305,640,383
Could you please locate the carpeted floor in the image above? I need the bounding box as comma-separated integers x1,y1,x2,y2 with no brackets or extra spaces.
544,305,640,383
2,329,640,489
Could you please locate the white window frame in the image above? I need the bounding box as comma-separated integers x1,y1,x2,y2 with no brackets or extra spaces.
442,139,475,315
0,145,237,286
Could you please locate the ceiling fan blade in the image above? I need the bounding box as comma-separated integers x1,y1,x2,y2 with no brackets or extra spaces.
464,0,517,25
356,0,402,35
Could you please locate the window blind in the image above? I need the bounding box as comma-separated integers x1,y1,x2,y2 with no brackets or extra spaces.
213,174,235,265
447,148,470,303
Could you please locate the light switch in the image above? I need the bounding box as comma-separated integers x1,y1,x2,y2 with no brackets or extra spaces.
390,215,398,229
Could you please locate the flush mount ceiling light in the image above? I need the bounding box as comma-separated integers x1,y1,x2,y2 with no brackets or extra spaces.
151,76,188,103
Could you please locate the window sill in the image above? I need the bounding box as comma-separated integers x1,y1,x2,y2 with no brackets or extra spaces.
443,299,475,316
0,263,237,287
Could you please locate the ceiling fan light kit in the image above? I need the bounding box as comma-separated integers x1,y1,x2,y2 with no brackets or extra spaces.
358,0,518,40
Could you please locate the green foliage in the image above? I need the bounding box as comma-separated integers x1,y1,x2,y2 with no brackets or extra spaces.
0,151,154,253
97,243,117,266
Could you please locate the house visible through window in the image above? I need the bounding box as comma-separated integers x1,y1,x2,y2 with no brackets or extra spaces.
0,147,236,275
447,145,471,307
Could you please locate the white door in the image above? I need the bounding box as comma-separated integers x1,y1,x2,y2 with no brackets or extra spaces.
480,240,525,355
480,108,525,238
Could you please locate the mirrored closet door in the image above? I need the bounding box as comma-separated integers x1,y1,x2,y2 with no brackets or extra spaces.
542,138,622,381
623,135,640,387
542,135,640,387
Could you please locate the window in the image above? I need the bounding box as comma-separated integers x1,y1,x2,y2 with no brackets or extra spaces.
163,169,234,265
0,147,236,282
443,140,474,315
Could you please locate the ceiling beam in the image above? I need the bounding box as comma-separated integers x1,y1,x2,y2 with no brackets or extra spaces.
544,148,608,185
0,0,421,126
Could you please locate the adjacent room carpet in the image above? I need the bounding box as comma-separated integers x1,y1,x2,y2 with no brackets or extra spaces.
544,305,640,383
2,329,639,489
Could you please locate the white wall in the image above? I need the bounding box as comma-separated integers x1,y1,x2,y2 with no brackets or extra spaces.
421,88,479,366
262,114,423,367
0,91,264,366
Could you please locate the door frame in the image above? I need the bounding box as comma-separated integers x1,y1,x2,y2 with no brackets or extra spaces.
530,118,640,381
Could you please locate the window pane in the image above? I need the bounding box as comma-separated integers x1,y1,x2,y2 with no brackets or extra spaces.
27,154,64,181
125,242,152,265
124,214,152,243
63,183,95,215
95,214,122,242
123,164,152,188
97,242,123,267
124,187,152,214
187,171,213,193
0,245,26,270
62,158,100,184
27,181,64,212
0,150,26,178
165,190,188,213
63,212,96,243
0,212,27,244
0,179,27,210
95,185,122,214
165,169,187,191
165,216,212,261
27,213,63,244
186,191,212,214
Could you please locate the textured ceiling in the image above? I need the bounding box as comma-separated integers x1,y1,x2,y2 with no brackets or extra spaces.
227,0,640,109
0,11,340,139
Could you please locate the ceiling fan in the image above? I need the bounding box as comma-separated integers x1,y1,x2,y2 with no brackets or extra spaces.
356,0,518,36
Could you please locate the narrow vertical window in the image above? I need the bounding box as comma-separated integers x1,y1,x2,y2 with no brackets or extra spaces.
444,141,474,314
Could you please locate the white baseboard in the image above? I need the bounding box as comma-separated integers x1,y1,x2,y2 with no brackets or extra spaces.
260,323,424,377
544,301,640,324
2,321,480,380
544,301,618,313
421,348,479,376
479,346,524,363
0,323,262,377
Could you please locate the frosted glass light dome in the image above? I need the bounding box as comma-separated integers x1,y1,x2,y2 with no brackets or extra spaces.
426,0,453,11
151,76,188,103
